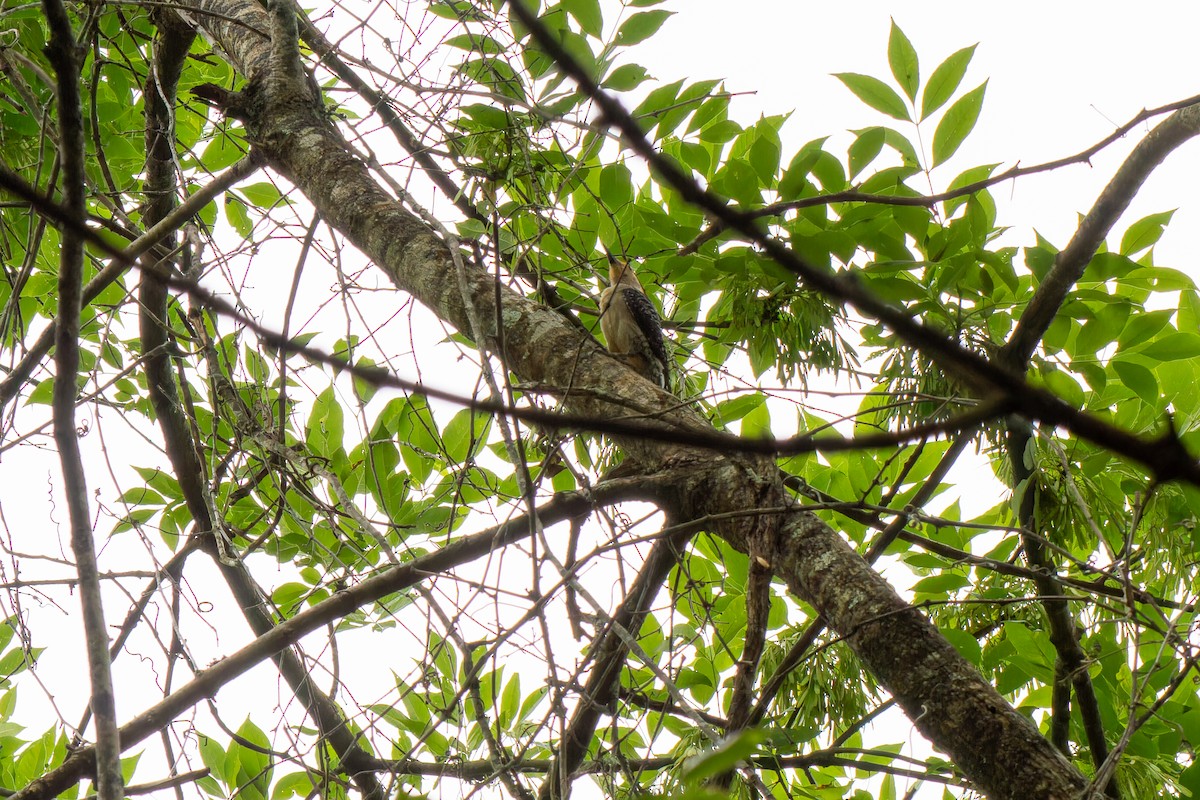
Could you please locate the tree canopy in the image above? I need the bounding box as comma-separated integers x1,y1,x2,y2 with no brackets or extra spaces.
1,2,1199,799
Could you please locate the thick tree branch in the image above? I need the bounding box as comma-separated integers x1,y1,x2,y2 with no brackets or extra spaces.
713,558,772,790
168,1,1093,796
774,510,1081,798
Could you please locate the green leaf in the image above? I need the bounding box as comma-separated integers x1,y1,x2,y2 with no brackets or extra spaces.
740,397,772,438
445,33,504,54
0,620,14,654
748,131,781,185
1117,309,1172,351
199,128,249,171
1040,365,1084,409
686,94,729,134
1075,301,1129,355
599,162,634,209
429,1,489,22
1140,332,1200,360
778,137,829,199
931,80,986,166
943,163,998,216
306,387,345,460
833,73,910,121
224,195,253,239
613,10,672,46
880,126,920,167
25,378,55,406
232,718,272,800
1120,209,1175,255
271,773,315,800
602,63,650,91
1180,291,1200,331
682,729,765,783
887,19,919,101
198,735,228,785
697,119,739,144
557,29,598,77
0,647,33,677
911,573,969,596
632,77,683,120
712,159,760,206
941,627,983,666
563,0,602,37
442,408,491,463
500,673,521,727
921,44,977,120
1112,360,1158,406
271,582,309,615
712,393,765,428
848,127,886,179
652,78,720,139
116,487,164,506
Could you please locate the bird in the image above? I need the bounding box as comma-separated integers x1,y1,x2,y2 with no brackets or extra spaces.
598,259,671,390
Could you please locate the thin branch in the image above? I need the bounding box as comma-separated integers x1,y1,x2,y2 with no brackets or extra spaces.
1003,105,1200,367
41,1,122,798
81,770,209,799
714,556,771,789
370,749,963,785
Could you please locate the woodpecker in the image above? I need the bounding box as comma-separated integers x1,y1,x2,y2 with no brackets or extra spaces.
598,260,671,390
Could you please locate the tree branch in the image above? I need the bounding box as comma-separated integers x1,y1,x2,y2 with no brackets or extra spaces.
42,2,122,797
